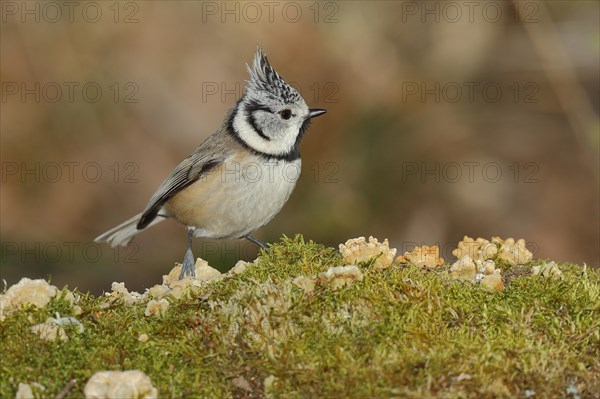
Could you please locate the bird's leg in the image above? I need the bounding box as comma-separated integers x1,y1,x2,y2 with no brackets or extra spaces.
245,235,269,250
179,227,196,279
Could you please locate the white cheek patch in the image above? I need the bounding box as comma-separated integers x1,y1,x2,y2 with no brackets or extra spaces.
233,109,298,156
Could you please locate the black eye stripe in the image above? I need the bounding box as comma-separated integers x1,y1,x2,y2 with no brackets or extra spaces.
245,99,274,114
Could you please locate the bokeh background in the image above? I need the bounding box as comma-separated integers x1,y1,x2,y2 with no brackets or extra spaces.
1,1,598,294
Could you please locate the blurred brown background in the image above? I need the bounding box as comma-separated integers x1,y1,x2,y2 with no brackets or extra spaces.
1,1,598,294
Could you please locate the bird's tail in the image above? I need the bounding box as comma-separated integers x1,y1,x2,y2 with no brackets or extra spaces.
94,212,165,247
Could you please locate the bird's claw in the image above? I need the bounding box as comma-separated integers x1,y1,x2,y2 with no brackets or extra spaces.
179,248,196,279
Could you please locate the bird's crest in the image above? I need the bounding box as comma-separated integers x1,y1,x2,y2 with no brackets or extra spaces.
245,47,301,104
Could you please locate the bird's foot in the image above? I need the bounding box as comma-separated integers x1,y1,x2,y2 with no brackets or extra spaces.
178,248,196,280
245,235,269,250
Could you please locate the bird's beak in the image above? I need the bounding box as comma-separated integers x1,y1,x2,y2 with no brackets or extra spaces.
307,108,327,119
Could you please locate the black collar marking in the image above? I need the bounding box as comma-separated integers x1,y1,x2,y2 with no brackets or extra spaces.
247,112,270,141
245,99,272,141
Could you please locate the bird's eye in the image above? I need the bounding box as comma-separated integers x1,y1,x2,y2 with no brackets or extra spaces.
280,109,292,120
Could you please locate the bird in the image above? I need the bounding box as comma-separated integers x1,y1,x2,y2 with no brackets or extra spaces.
95,47,327,279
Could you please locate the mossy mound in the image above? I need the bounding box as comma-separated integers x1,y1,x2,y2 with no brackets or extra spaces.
1,236,599,398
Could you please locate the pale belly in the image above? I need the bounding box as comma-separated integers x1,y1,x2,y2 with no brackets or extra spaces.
163,157,301,239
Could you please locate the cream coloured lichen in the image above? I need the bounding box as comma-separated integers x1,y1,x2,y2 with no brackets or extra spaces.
293,265,363,294
450,255,477,281
492,236,533,265
292,276,316,293
144,299,169,317
167,279,203,300
31,321,68,342
452,235,533,266
145,258,223,299
317,265,364,290
15,382,45,399
104,259,223,304
0,278,60,321
145,284,170,300
163,258,222,286
229,259,257,275
83,370,158,399
30,313,85,342
452,236,498,261
398,245,444,269
532,261,563,278
480,270,504,292
106,282,143,306
450,256,504,291
339,236,396,269
480,259,496,275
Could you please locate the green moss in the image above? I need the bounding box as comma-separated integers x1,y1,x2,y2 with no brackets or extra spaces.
1,235,599,398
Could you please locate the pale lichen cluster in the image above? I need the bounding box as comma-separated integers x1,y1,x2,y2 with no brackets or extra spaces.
339,236,396,269
293,265,364,293
452,236,498,261
448,235,537,291
532,261,563,278
102,257,237,321
338,234,543,293
452,235,533,265
144,299,169,317
450,255,504,292
107,258,226,307
83,370,157,399
397,245,445,269
30,313,84,342
15,382,45,399
0,278,72,322
296,236,393,294
19,367,159,399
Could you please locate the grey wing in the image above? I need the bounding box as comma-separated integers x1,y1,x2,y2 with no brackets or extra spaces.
137,137,229,229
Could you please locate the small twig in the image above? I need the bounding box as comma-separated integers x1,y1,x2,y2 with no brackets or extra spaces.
54,379,76,399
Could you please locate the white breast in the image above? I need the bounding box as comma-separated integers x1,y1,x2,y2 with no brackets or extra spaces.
164,153,301,239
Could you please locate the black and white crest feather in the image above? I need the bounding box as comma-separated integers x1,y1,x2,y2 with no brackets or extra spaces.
245,48,301,104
